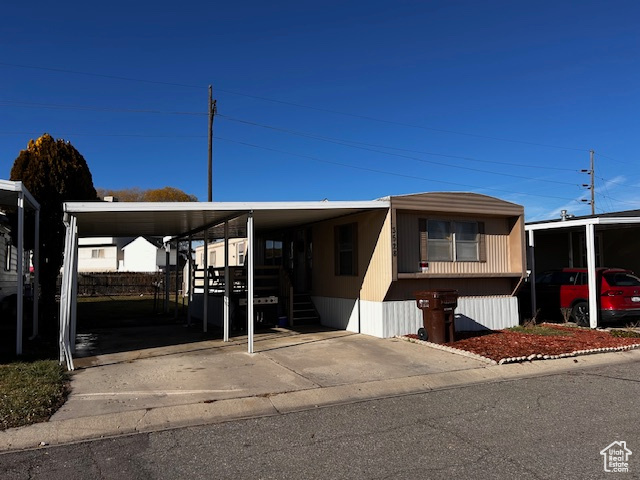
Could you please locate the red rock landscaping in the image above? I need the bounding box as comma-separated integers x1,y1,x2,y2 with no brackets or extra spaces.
407,324,640,363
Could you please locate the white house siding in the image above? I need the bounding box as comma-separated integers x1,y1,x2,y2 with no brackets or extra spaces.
0,236,18,301
313,295,518,338
77,245,119,272
155,247,178,270
123,238,159,272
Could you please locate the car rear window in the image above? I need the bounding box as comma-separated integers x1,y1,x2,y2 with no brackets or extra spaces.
603,272,640,286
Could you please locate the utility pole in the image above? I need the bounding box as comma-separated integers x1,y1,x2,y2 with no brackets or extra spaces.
581,149,595,215
207,85,217,202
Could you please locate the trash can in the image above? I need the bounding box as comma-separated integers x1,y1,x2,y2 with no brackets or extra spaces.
414,290,458,344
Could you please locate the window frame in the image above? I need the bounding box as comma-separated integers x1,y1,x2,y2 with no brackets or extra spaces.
334,222,358,276
422,219,485,263
4,242,11,271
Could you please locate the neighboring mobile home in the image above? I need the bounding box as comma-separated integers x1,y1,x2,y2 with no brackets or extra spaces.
77,236,178,272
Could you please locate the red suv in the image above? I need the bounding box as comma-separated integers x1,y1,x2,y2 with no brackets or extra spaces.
526,267,640,326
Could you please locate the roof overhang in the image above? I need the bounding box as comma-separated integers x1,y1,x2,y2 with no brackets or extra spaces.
526,216,640,232
63,200,391,238
0,180,40,211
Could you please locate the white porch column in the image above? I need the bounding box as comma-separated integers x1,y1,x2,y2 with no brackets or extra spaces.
174,240,179,320
16,192,24,355
223,221,230,342
58,215,76,371
585,223,598,328
187,236,192,326
247,212,254,354
528,229,537,317
203,228,208,333
32,208,40,338
70,231,78,354
164,241,170,313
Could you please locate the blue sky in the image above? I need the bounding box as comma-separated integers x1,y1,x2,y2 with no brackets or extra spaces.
1,1,639,220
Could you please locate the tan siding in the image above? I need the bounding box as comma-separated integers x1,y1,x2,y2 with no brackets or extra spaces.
360,210,392,301
391,192,523,216
508,216,526,274
312,210,391,301
396,212,520,275
385,277,515,300
396,211,419,273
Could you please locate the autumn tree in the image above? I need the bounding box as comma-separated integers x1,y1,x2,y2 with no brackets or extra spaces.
97,186,197,202
10,134,97,331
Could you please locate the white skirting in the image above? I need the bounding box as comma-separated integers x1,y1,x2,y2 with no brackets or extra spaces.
313,295,519,338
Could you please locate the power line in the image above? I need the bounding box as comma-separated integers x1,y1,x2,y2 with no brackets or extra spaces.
594,151,637,166
219,114,579,173
0,100,204,116
0,131,205,139
215,90,589,151
0,62,590,152
0,62,206,90
215,135,580,203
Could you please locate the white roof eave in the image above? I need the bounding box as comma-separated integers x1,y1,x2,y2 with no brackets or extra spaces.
526,216,640,232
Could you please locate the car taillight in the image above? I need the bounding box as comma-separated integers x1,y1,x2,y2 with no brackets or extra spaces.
602,290,624,296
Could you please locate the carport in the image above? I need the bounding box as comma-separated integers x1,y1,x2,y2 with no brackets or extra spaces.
59,199,389,370
0,180,40,355
526,211,640,329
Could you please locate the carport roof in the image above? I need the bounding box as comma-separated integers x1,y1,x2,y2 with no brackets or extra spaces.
0,180,40,211
63,199,391,238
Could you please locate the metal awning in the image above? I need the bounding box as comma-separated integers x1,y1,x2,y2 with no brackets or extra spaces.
525,214,640,329
0,180,40,356
64,200,389,238
59,198,391,369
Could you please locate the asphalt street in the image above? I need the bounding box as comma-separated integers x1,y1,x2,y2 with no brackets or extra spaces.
2,361,639,480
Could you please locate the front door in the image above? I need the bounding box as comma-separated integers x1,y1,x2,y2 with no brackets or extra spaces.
292,228,312,293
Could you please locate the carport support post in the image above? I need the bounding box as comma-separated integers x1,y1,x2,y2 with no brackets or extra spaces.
16,193,24,355
32,208,39,338
174,240,179,320
187,236,192,326
164,241,170,314
247,212,254,354
528,230,537,317
70,231,78,354
223,221,230,342
585,223,598,328
203,229,209,333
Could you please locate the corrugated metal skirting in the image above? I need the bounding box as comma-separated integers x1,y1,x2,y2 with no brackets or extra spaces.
315,295,519,338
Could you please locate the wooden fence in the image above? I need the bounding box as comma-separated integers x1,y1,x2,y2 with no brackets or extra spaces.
57,272,183,297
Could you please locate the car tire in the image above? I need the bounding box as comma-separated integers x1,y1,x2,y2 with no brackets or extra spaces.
571,301,589,327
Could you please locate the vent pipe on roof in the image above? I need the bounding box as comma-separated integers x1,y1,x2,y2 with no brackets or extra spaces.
560,210,574,221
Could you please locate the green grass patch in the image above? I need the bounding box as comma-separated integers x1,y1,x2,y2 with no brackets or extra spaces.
0,360,69,430
609,329,640,338
77,295,187,328
507,325,572,336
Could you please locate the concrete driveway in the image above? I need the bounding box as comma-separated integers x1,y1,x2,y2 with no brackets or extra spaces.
52,325,487,421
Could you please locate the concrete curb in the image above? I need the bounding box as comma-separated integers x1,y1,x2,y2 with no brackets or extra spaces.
2,347,639,453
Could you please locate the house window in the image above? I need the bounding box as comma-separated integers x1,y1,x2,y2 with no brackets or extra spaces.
335,223,358,276
423,220,484,262
426,220,452,261
4,242,11,271
265,239,283,266
91,249,105,259
237,242,245,266
455,222,479,261
209,251,216,266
